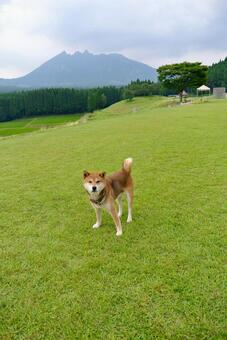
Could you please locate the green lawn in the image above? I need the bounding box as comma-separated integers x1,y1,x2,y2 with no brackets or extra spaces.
0,97,226,339
0,114,83,136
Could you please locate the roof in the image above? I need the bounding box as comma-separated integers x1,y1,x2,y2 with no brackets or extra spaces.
197,85,210,91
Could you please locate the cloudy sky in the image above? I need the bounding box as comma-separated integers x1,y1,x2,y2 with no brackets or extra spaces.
0,0,227,78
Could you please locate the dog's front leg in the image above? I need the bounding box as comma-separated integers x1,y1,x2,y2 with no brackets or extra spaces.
109,206,122,236
93,207,102,229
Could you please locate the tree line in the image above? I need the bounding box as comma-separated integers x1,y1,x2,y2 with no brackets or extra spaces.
208,57,227,88
123,79,175,100
0,87,123,122
0,81,173,122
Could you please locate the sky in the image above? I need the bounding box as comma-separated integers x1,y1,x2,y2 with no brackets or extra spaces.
0,0,227,78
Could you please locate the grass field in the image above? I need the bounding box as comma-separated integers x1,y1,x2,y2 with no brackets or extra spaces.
0,97,226,339
0,114,83,136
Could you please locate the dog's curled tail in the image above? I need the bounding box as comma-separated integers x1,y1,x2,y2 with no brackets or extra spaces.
123,157,133,173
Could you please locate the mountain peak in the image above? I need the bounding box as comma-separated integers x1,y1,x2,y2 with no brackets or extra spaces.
57,50,68,57
73,50,92,56
0,51,157,88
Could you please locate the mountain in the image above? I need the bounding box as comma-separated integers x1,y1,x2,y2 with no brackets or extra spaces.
0,51,157,90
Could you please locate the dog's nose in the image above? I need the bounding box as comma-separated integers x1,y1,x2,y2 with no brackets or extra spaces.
92,186,97,192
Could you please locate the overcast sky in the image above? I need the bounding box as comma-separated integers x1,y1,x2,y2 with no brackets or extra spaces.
0,0,227,78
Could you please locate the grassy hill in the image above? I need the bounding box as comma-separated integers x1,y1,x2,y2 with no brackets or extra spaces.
1,97,226,338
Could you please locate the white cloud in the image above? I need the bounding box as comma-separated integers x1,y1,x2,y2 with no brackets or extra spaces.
0,0,64,76
0,0,227,77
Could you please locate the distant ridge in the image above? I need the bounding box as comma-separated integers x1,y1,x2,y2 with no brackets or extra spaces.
0,51,157,90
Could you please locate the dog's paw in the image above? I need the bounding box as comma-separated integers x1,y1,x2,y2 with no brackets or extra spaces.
93,223,101,229
116,230,123,236
127,216,132,223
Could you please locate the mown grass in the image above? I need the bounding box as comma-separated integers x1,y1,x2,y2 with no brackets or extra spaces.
0,97,226,339
0,114,83,136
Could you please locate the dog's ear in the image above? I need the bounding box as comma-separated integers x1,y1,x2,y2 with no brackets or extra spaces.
99,172,106,178
83,170,90,178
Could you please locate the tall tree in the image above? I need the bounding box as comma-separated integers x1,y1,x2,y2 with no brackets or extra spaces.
87,92,97,112
157,62,208,101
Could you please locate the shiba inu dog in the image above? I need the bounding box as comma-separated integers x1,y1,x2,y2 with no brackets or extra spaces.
83,158,133,236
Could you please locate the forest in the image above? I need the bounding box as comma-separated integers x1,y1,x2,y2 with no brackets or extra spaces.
0,87,122,122
208,57,227,88
0,81,169,122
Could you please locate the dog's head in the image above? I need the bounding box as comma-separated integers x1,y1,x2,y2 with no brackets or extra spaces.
83,170,106,194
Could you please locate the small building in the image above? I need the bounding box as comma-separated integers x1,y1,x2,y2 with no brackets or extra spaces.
213,87,226,99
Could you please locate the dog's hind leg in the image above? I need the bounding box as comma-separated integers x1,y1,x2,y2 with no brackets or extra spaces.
125,187,133,223
117,194,123,218
93,207,102,229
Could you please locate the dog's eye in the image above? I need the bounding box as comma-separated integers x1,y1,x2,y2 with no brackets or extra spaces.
96,180,100,184
89,180,92,183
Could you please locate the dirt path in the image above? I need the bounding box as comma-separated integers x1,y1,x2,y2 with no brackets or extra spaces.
25,118,38,127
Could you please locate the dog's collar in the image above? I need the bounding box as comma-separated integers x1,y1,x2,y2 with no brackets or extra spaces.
89,188,106,206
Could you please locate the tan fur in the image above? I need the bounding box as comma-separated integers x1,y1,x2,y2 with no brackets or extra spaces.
83,158,133,236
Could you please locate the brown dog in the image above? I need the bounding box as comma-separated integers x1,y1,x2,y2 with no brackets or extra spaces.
83,158,133,236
